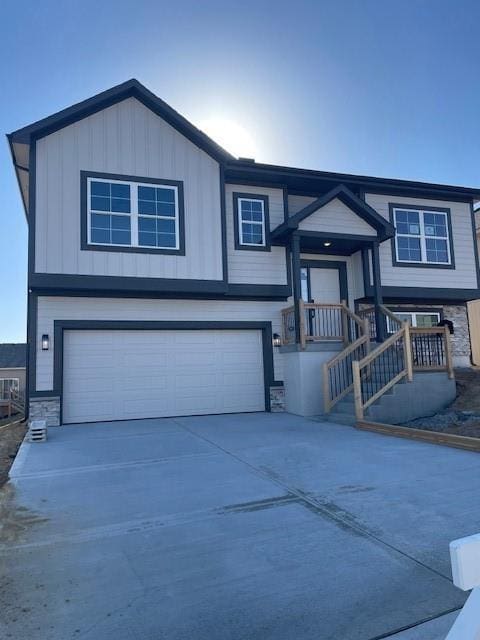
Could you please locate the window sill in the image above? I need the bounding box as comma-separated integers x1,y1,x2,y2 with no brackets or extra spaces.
392,260,455,270
80,242,186,256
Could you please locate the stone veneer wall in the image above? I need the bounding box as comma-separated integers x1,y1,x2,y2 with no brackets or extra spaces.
443,304,471,367
29,397,61,426
269,385,285,412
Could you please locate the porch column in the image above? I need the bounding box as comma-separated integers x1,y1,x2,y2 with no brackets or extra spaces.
371,241,386,342
291,233,302,344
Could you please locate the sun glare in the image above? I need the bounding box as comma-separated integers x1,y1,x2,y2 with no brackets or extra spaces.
199,117,257,159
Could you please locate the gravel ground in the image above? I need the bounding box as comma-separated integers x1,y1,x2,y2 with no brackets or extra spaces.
404,410,480,437
404,369,480,438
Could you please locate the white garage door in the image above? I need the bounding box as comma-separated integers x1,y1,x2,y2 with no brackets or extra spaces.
62,329,265,424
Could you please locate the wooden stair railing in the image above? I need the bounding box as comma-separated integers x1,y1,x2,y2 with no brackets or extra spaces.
324,306,455,419
352,321,413,421
323,332,370,413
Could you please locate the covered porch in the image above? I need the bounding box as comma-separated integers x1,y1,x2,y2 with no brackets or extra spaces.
272,184,395,348
271,185,454,421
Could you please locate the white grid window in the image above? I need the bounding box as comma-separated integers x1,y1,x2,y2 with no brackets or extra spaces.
387,311,441,333
238,198,266,247
0,378,19,400
393,208,451,265
87,178,180,250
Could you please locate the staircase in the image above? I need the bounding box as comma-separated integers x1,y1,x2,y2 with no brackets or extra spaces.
325,347,405,425
322,306,455,425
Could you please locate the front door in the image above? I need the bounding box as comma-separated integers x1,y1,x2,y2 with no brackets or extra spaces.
301,266,342,303
301,264,344,339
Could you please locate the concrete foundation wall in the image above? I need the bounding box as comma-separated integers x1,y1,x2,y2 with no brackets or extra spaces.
367,372,457,424
282,347,341,416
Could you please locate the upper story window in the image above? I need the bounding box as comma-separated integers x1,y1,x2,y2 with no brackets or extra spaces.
82,172,185,255
233,193,270,252
392,206,453,267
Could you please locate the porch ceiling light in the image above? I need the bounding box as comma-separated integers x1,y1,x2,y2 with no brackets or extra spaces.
41,334,50,351
323,241,332,247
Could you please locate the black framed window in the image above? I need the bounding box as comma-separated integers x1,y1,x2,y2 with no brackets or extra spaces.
233,193,270,252
392,206,452,266
82,172,185,255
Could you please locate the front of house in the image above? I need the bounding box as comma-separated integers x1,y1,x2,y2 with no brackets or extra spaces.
8,80,480,426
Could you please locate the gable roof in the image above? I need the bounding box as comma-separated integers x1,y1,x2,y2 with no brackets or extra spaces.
8,78,235,163
0,343,27,369
271,184,395,241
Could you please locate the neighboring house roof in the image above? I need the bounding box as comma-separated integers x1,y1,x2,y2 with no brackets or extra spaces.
0,344,27,369
271,184,395,242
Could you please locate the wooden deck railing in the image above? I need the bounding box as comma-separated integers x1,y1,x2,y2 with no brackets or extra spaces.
281,300,366,348
0,389,25,419
410,326,454,377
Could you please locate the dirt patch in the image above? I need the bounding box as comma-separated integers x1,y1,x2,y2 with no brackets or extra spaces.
0,419,27,488
0,483,49,545
451,369,480,411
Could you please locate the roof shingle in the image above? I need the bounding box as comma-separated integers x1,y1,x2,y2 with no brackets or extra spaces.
0,344,27,369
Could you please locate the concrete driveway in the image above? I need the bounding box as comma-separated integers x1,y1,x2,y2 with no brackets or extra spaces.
1,413,478,640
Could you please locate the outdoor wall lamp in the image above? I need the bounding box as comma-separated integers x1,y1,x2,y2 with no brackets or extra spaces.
273,333,282,347
41,334,50,350
323,241,332,247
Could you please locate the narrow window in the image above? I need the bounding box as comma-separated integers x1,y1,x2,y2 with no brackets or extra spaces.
138,185,179,249
393,208,451,265
89,180,131,246
238,198,266,247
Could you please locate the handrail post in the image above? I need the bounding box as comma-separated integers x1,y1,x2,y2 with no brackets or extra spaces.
322,362,330,413
403,322,413,382
341,300,349,346
445,326,454,379
299,299,306,350
352,360,363,421
363,319,370,348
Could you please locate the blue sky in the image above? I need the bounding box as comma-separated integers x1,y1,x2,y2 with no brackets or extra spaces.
1,0,480,342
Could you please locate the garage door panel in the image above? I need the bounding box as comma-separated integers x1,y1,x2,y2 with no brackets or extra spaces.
62,329,266,423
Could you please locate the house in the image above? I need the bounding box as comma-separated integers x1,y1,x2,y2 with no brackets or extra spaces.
7,79,480,426
0,343,26,399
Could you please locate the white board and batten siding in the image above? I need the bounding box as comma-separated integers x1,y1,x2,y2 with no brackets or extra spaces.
63,329,265,423
35,297,285,392
225,184,288,285
34,97,223,281
298,198,377,236
365,193,478,289
287,195,316,216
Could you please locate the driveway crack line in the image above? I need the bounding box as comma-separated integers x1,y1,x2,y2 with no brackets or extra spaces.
173,419,454,584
